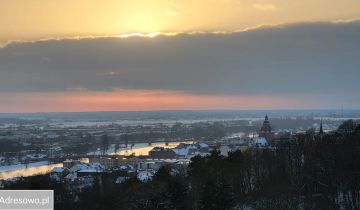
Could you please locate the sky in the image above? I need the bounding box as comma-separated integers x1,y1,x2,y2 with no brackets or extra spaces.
0,0,360,112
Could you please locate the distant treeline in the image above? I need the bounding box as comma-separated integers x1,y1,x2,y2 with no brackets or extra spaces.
4,120,360,209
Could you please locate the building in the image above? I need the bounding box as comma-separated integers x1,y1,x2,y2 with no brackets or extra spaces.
63,159,81,169
64,173,94,192
219,145,230,157
49,167,70,182
137,170,154,183
148,147,176,159
110,164,136,177
259,115,274,142
47,146,63,158
172,143,210,159
89,156,142,169
250,137,269,147
137,162,161,170
76,163,105,177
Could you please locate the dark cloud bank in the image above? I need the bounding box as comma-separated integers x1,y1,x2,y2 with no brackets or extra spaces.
0,21,360,100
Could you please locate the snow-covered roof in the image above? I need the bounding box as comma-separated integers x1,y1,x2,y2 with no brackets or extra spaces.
65,172,77,182
49,174,61,182
115,176,129,184
172,145,198,156
151,147,165,152
77,169,103,173
137,171,154,183
88,162,105,169
199,143,209,148
71,164,88,171
26,154,47,159
49,147,62,151
118,164,135,171
251,137,268,147
70,162,105,172
52,167,65,173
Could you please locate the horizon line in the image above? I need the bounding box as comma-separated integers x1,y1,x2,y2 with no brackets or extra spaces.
0,108,358,115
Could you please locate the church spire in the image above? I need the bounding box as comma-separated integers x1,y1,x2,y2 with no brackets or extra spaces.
265,114,269,121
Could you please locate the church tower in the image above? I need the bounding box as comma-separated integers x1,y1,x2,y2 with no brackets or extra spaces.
260,115,271,133
259,115,273,141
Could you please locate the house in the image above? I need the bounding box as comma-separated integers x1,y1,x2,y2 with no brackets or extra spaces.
172,144,199,158
250,137,269,147
110,164,136,176
137,161,161,171
61,162,105,191
149,147,176,159
63,159,81,169
70,162,105,174
44,132,60,140
115,176,130,184
26,153,47,161
219,145,230,157
49,167,70,182
47,147,63,158
89,156,142,169
64,173,94,192
137,170,154,183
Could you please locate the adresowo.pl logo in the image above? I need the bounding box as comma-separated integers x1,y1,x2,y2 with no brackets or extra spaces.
0,190,53,210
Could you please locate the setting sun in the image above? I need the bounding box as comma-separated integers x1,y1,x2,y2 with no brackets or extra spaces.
125,14,165,33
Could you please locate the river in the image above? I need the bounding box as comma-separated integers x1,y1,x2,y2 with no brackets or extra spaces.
1,141,192,180
88,141,193,156
0,162,63,180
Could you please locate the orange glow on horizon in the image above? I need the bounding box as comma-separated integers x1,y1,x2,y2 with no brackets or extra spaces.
0,90,319,113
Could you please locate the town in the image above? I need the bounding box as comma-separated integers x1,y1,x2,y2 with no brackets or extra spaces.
1,111,359,209
0,111,351,190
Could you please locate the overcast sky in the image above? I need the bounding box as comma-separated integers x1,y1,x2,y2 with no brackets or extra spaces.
0,1,359,112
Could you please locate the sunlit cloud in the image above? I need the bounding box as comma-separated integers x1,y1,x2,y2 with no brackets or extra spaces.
1,0,359,44
1,19,360,48
165,9,178,17
252,3,277,11
117,32,161,38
